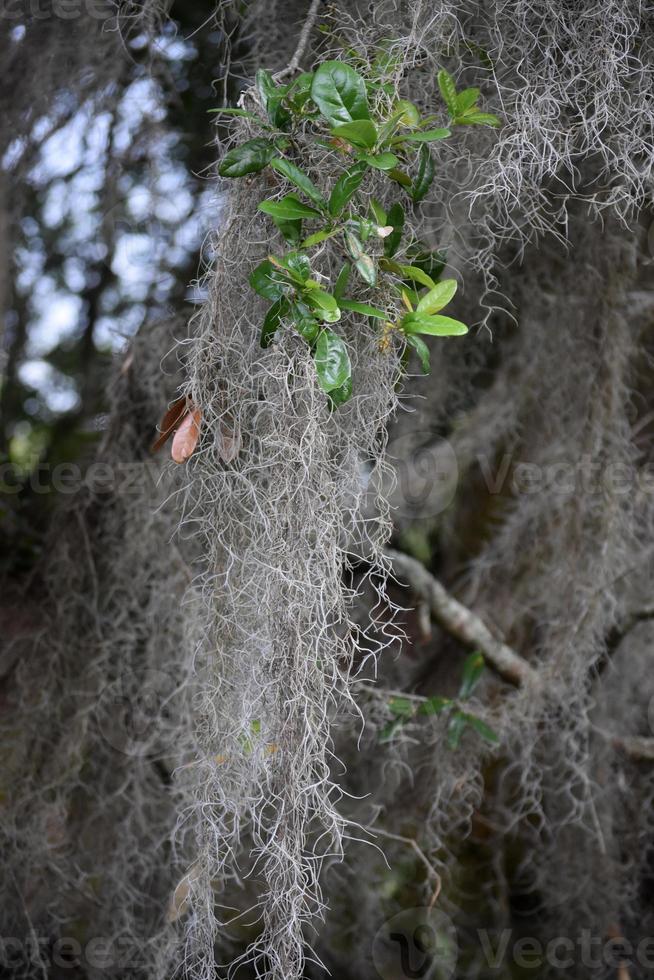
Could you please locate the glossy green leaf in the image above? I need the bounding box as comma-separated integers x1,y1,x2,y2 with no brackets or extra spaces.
259,194,322,221
256,68,290,128
249,259,290,300
339,298,387,319
459,651,485,699
411,144,435,203
398,264,436,289
303,288,341,323
402,313,468,336
383,202,405,258
218,138,277,178
331,119,378,148
328,374,353,407
360,152,399,170
314,329,351,392
395,99,420,127
328,161,367,216
291,301,320,344
438,68,458,115
405,244,447,281
461,713,499,744
270,215,302,245
208,108,263,123
416,278,457,314
286,72,314,110
345,232,376,286
301,228,341,248
270,158,326,206
260,297,289,348
333,263,351,300
311,60,370,125
406,334,431,373
274,251,311,282
401,128,451,143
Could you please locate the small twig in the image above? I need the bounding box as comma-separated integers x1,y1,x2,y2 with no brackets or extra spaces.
386,549,538,688
274,0,323,81
612,735,654,762
365,826,442,908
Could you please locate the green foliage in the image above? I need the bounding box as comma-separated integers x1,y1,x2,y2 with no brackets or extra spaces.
380,652,499,748
216,51,502,402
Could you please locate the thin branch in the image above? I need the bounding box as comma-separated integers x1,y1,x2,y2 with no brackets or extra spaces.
612,735,654,762
365,826,442,908
386,549,538,688
274,0,322,80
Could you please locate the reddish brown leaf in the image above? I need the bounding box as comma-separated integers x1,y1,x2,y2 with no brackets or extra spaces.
171,408,202,464
152,396,191,453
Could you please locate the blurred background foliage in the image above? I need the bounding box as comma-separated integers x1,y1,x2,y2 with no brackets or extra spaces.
0,1,250,573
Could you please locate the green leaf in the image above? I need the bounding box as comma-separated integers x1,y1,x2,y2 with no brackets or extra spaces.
303,288,341,323
333,263,351,300
454,110,501,127
328,161,367,217
249,259,290,300
208,108,263,123
438,68,458,115
405,244,447,281
260,297,289,348
395,99,420,127
455,87,480,113
400,128,451,143
398,264,436,289
402,313,468,336
329,374,353,407
270,158,326,206
291,301,320,344
218,138,277,178
270,215,302,245
416,278,457,314
314,329,351,392
383,202,404,258
406,334,431,373
388,696,415,718
259,194,322,221
387,167,412,187
380,719,404,742
369,198,387,225
340,298,387,319
411,144,435,203
458,651,485,699
301,228,341,248
447,711,468,750
331,119,378,149
286,72,314,110
418,696,451,716
256,68,290,129
311,60,370,125
275,251,311,282
360,152,399,170
461,713,500,744
345,232,376,286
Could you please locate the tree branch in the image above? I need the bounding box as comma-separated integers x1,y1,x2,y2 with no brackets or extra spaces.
386,549,538,688
274,0,323,80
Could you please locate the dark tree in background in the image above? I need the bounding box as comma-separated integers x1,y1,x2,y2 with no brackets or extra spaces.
1,2,654,980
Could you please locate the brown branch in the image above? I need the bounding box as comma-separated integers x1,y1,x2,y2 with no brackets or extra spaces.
273,0,323,80
612,735,654,762
386,549,538,688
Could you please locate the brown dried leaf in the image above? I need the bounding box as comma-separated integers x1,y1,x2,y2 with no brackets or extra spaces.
152,395,191,453
218,421,242,463
171,407,202,464
166,860,201,923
